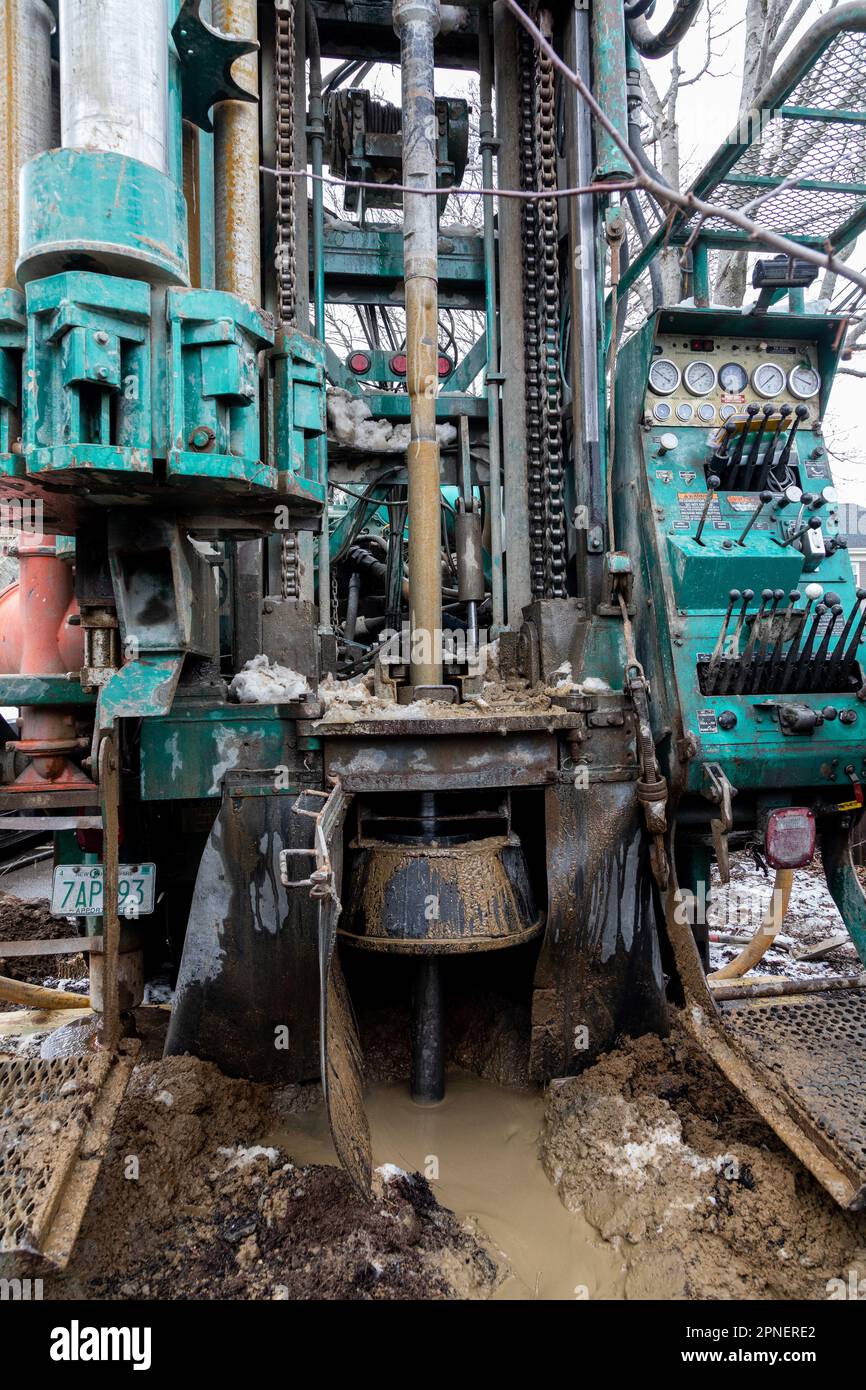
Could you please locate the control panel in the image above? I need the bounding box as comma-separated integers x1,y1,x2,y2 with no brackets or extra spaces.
645,333,821,430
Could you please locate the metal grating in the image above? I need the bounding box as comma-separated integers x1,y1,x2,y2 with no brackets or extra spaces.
785,30,866,111
735,115,866,188
695,181,864,240
723,988,866,1176
0,1054,113,1259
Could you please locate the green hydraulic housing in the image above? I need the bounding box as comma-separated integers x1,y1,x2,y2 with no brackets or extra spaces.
613,306,865,804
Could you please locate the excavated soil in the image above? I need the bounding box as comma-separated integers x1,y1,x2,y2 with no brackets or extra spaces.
0,893,87,991
541,1022,866,1300
32,1055,498,1301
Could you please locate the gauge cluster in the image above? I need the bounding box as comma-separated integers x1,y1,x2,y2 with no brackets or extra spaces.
646,334,822,427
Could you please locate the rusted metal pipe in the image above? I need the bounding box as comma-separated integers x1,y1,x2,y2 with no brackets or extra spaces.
709,975,863,1002
394,0,443,690
0,0,55,289
212,0,261,303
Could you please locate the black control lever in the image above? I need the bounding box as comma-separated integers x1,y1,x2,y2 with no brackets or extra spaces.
779,515,822,549
706,589,740,693
807,596,843,693
794,601,827,693
757,404,792,491
727,404,759,485
826,588,866,687
736,589,773,695
767,589,800,691
736,490,774,546
721,589,754,695
694,475,720,546
775,402,809,476
744,405,774,490
841,592,866,684
780,583,822,694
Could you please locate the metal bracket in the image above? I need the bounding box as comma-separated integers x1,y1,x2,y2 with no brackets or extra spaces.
172,0,259,133
280,780,352,904
702,761,737,883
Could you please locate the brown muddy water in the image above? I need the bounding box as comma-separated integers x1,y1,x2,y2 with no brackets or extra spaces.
271,1070,626,1300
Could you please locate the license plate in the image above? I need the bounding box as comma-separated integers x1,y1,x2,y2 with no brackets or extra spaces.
50,863,156,918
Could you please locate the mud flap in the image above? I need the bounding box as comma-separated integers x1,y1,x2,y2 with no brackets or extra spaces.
529,781,667,1080
164,771,321,1084
285,785,372,1198
663,824,866,1210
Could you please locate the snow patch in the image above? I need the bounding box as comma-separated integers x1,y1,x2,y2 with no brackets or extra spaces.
230,655,311,705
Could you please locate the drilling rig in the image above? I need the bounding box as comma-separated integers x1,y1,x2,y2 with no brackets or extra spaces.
3,0,866,1265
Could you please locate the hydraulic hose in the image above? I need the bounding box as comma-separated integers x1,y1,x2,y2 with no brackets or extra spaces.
627,0,704,59
708,869,794,982
624,0,656,19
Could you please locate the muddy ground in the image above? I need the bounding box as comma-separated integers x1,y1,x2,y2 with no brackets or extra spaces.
2,855,866,1300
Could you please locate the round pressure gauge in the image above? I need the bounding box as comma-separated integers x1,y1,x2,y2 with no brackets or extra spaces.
719,362,748,394
751,361,786,399
697,403,716,423
648,358,681,396
653,402,672,422
788,364,821,400
683,360,717,396
719,403,737,421
676,402,694,422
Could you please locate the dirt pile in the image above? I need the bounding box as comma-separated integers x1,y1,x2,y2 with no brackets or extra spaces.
43,1054,498,1301
0,894,86,990
541,1021,866,1299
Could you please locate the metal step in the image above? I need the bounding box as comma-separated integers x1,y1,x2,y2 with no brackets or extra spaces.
720,989,866,1205
0,1051,132,1267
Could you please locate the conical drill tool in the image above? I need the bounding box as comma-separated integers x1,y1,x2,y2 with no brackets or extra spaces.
780,583,822,694
775,402,809,477
743,405,774,490
826,588,866,687
767,590,800,691
722,588,754,694
736,589,773,695
706,589,741,693
794,601,828,693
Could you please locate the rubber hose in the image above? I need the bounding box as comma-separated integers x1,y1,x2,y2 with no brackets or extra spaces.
707,868,794,982
0,975,90,1010
628,0,704,59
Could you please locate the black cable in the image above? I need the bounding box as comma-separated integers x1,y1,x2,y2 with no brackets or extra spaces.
626,189,663,310
624,0,656,19
627,0,704,59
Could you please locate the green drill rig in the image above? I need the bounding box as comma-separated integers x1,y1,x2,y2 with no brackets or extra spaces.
2,0,866,1266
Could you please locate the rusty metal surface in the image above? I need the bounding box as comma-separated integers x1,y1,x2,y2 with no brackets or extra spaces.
212,0,261,303
1,0,55,290
324,729,563,791
530,780,667,1080
719,989,866,1207
0,1051,132,1266
664,823,866,1209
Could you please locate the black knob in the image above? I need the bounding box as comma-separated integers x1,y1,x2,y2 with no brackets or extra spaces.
822,706,838,721
840,709,857,725
718,711,738,731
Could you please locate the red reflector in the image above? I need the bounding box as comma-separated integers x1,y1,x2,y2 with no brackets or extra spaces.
437,355,452,378
348,352,371,374
389,353,408,376
765,807,815,869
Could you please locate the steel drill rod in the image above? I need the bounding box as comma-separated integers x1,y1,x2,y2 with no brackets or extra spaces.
735,589,772,695
706,589,740,692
